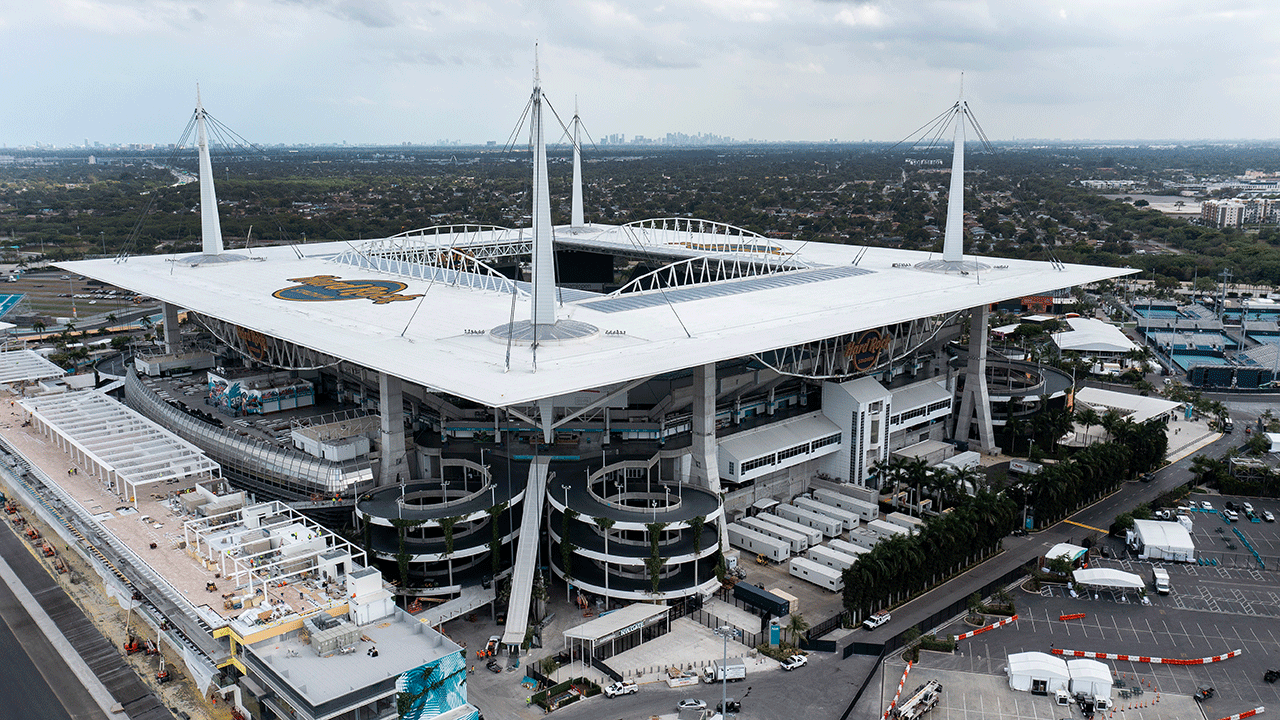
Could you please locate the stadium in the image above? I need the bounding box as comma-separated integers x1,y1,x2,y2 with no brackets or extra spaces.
54,76,1130,664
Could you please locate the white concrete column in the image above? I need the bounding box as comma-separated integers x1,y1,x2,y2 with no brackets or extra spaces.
690,362,719,494
162,302,181,353
954,305,997,453
378,372,407,487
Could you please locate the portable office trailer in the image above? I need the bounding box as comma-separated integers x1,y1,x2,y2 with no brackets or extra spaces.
794,496,861,531
727,523,791,563
739,516,808,553
828,538,871,558
775,504,843,538
885,512,925,534
755,513,824,547
788,555,844,591
845,528,882,550
807,545,861,572
867,518,909,540
813,489,879,523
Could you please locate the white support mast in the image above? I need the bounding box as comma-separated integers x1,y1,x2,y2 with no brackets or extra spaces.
530,59,557,327
941,100,966,264
195,87,225,258
570,98,584,229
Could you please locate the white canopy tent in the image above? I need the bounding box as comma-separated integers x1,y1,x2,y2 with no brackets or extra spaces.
1072,568,1144,590
1067,658,1113,698
1128,519,1196,562
1007,651,1070,694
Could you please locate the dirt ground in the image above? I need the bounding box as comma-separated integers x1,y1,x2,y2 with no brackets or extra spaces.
4,490,232,720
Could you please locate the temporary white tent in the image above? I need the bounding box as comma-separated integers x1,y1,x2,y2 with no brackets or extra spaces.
1007,652,1070,694
1067,658,1113,697
1072,568,1144,590
1044,543,1088,571
1129,519,1196,562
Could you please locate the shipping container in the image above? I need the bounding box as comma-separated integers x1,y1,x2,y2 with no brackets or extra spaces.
732,582,791,618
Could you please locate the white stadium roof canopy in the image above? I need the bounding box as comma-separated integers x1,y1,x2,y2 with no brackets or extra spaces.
62,229,1132,407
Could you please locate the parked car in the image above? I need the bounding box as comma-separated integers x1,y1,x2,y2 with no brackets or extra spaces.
1264,510,1275,523
604,681,638,698
781,654,808,671
1243,502,1255,514
1225,501,1238,512
1224,509,1239,522
716,698,741,714
1201,501,1214,511
485,659,502,673
678,699,707,711
863,610,891,630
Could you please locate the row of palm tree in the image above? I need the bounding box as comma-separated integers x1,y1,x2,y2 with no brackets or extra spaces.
872,456,987,514
842,488,1018,620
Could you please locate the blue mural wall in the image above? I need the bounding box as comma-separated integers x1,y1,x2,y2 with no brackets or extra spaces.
395,650,477,720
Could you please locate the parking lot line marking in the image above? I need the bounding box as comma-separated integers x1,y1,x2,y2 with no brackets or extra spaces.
1144,617,1157,646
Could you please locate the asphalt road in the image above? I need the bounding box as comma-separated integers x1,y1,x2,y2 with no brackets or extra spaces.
0,561,106,720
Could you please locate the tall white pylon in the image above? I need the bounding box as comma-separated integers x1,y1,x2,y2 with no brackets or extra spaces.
941,95,966,263
195,86,225,258
530,55,557,327
570,97,584,229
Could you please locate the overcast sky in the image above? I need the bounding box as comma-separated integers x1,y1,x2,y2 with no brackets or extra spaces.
3,0,1278,147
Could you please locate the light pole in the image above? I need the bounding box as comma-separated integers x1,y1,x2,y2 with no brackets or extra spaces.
713,625,740,717
562,483,572,602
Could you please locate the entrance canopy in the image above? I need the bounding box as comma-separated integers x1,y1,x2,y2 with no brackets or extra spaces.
564,603,670,661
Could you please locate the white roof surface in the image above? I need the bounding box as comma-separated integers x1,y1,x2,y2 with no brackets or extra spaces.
718,412,841,461
1046,543,1087,562
0,348,67,384
890,378,950,412
563,602,669,642
61,230,1131,407
1075,387,1181,424
1072,568,1144,589
1132,519,1196,554
1007,651,1068,678
1053,317,1138,354
1067,658,1112,687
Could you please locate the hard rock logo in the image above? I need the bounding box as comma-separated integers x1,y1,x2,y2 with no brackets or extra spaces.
843,329,892,372
272,275,423,305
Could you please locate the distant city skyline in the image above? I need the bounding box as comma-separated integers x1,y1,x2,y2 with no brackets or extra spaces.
3,1,1278,147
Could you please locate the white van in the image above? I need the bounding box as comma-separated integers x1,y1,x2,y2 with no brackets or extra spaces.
1152,567,1170,594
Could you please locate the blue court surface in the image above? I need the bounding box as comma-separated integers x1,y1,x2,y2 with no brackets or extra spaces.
0,294,23,318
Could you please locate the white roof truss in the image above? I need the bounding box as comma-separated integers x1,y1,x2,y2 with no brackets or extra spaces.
0,349,67,384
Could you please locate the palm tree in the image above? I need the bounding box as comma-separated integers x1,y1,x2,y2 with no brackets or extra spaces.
1075,406,1102,445
786,613,810,647
32,320,45,335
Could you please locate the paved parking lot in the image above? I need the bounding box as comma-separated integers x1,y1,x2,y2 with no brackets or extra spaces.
925,558,1280,719
879,661,1201,720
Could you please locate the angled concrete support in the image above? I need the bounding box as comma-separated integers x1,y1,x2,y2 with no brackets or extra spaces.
955,305,997,453
378,372,407,487
162,302,181,353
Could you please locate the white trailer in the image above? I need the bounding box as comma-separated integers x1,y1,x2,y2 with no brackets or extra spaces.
807,545,861,572
775,504,843,538
789,555,844,591
727,524,790,563
867,518,909,540
845,528,883,550
886,511,925,534
738,516,808,553
828,538,871,558
794,496,861,531
756,513,823,547
813,489,879,523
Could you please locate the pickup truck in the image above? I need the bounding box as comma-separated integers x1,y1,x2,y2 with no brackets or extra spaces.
604,681,638,698
863,610,891,630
